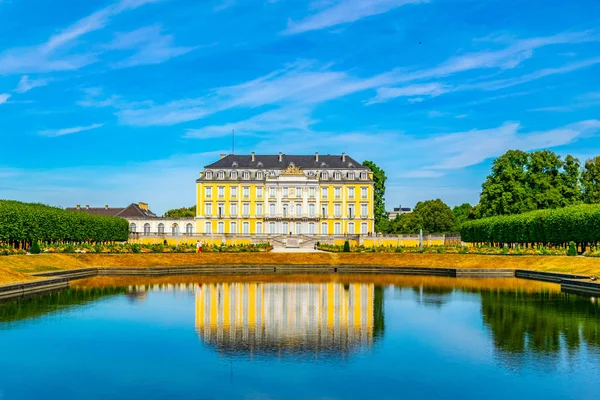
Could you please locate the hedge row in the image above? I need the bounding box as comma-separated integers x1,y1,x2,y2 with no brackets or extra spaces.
0,200,129,243
460,204,600,245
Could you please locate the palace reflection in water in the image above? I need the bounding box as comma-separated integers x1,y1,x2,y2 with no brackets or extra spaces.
194,282,384,356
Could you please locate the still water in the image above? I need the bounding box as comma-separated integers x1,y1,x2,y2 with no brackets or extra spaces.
1,274,599,400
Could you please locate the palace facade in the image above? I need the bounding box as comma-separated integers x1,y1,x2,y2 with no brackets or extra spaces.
196,152,374,236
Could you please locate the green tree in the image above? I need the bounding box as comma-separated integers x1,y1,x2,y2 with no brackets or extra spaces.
164,205,196,218
362,160,388,233
479,150,532,217
527,150,563,210
452,203,473,226
390,212,422,234
413,199,457,233
560,155,582,206
581,156,600,204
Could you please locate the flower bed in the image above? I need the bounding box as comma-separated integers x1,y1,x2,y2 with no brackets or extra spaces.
0,242,273,255
317,243,570,256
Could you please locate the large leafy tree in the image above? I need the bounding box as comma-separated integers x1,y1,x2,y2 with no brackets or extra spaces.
527,150,564,210
452,203,473,226
560,155,582,206
362,160,388,233
164,205,196,218
581,156,600,204
390,199,456,234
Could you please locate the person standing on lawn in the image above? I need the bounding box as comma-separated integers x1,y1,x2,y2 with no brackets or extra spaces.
196,240,203,253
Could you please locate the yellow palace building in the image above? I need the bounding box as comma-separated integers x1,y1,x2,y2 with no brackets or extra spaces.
196,152,374,236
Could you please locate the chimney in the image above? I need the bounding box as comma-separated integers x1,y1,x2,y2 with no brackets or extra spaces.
251,152,255,162
315,152,319,162
220,154,226,159
278,152,283,162
76,205,80,210
138,202,148,211
105,205,109,210
342,152,346,162
85,205,89,209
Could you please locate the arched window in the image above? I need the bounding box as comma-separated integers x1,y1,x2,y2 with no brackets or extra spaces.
186,223,193,235
243,171,250,179
348,172,355,180
129,223,137,233
218,171,225,179
348,222,355,235
320,171,328,179
334,171,341,180
172,223,179,235
230,170,238,179
360,172,367,180
144,223,151,235
205,171,213,179
256,171,263,179
205,222,212,234
158,223,165,234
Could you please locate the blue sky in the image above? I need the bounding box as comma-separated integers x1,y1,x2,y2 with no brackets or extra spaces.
1,0,600,215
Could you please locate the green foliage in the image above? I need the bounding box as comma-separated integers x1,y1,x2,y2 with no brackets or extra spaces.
461,204,600,245
362,160,388,233
164,205,196,218
479,150,583,218
568,241,577,256
29,240,41,254
343,240,351,252
0,200,129,244
581,156,600,204
390,199,457,234
452,203,473,226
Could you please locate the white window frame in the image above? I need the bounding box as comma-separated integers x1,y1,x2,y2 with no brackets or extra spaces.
257,186,263,198
334,204,341,218
361,203,368,217
361,187,368,199
143,223,150,235
295,222,302,234
243,222,250,234
348,222,355,235
334,222,341,235
243,203,250,217
334,187,341,199
269,222,276,234
217,222,224,234
205,186,212,199
321,187,328,199
230,203,238,216
309,187,315,198
158,223,165,234
270,203,276,217
256,222,263,234
218,186,224,198
230,221,237,234
321,222,328,234
256,203,263,217
309,203,315,217
186,223,193,235
309,222,315,234
205,202,212,216
205,222,212,234
243,186,250,198
230,186,237,198
361,222,368,235
348,187,355,199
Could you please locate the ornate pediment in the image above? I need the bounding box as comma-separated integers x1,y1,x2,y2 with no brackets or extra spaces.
280,163,304,176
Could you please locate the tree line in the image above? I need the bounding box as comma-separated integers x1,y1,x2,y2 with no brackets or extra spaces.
0,200,129,248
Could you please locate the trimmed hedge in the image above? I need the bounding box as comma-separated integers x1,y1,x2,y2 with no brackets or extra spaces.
0,200,129,243
460,204,600,245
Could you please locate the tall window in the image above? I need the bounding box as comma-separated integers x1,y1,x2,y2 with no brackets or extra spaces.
205,222,212,234
158,223,165,234
309,203,315,217
309,187,315,198
348,187,355,199
243,222,250,234
172,224,179,235
283,222,289,234
269,222,276,234
283,204,289,217
334,204,341,217
334,187,341,199
205,171,213,179
361,187,368,199
296,187,302,197
321,171,328,180
321,204,328,218
231,186,237,198
348,204,355,218
361,222,368,235
321,187,328,199
243,203,250,217
186,223,193,235
205,203,212,216
257,187,263,198
143,223,150,235
230,221,237,234
256,171,263,180
361,203,368,217
334,172,341,180
218,171,225,179
296,203,302,216
361,172,367,180
256,203,263,216
230,203,238,216
230,171,237,179
218,222,224,234
269,187,276,197
334,222,341,235
205,186,212,198
348,172,355,180
283,187,288,198
243,186,250,198
218,186,224,198
269,203,276,217
218,204,224,218
321,222,328,234
348,222,355,235
295,222,302,234
129,223,137,233
256,222,263,234
309,222,315,234
243,171,250,179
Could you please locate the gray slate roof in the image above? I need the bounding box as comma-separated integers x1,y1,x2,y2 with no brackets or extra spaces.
66,203,157,218
205,154,368,170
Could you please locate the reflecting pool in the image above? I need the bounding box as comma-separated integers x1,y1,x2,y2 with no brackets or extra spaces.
1,274,599,399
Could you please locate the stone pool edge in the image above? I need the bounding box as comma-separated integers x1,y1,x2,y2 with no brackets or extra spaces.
1,266,599,301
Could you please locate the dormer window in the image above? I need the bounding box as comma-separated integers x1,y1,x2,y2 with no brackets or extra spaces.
243,171,250,180
230,171,238,179
320,171,328,180
360,172,367,180
205,171,213,179
270,171,276,177
256,171,263,179
334,172,341,180
348,172,355,180
218,171,225,179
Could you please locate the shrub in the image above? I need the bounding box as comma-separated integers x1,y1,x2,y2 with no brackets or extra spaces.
29,240,41,254
567,241,577,256
343,240,351,252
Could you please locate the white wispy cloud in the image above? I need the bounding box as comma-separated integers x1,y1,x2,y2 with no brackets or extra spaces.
0,0,160,74
106,25,196,68
14,75,50,93
38,123,104,137
0,93,11,104
283,0,428,35
368,83,451,104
